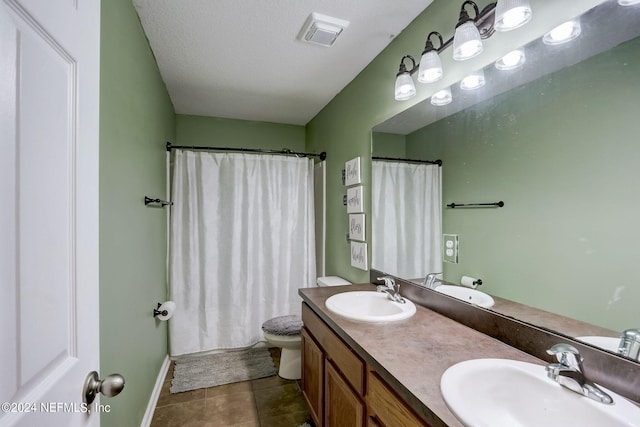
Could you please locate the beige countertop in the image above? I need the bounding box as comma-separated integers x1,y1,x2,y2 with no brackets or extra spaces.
299,283,545,427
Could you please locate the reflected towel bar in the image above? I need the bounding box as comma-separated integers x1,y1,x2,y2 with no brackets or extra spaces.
447,201,504,208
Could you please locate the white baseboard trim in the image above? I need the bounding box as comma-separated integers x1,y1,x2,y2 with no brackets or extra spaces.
140,355,171,427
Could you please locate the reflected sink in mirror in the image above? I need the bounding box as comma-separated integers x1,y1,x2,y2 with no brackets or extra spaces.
325,291,416,323
435,285,495,308
577,336,620,354
441,358,640,427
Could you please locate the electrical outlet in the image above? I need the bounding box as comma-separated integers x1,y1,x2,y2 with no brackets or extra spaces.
443,234,459,264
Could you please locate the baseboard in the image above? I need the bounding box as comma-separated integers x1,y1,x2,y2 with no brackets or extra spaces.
140,355,170,427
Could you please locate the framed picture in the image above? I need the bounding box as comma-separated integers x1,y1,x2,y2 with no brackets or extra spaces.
349,213,365,241
346,185,364,213
345,157,361,186
350,241,368,270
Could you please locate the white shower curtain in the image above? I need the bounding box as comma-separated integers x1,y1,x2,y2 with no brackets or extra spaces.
372,161,442,280
169,150,316,356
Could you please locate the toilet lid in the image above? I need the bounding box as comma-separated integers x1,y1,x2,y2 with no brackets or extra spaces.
261,315,302,336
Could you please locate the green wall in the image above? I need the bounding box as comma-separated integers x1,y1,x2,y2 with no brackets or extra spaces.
371,133,406,158
100,0,175,425
176,114,305,151
404,37,640,332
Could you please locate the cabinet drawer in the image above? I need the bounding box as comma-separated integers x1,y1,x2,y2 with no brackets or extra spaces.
302,303,365,395
367,370,429,427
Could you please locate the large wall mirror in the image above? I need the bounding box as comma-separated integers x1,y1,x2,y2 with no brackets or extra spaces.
372,0,640,360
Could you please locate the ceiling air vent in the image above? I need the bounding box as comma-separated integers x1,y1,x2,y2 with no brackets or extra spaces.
298,12,350,47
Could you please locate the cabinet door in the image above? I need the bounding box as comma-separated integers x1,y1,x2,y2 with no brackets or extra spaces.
325,361,365,427
302,328,323,426
367,370,430,427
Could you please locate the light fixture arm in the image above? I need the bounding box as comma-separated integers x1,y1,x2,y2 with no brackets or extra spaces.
397,55,417,76
422,31,444,55
457,0,480,28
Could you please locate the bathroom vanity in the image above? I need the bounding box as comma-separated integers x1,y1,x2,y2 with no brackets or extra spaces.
299,284,543,427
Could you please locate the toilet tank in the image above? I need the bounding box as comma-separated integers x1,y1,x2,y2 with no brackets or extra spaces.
317,276,351,287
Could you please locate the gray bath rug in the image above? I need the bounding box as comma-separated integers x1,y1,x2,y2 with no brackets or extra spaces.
170,347,276,393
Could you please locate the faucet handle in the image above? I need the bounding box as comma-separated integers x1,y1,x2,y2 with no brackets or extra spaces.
547,343,583,370
377,276,396,290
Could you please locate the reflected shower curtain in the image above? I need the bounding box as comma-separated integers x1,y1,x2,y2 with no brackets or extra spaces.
169,150,316,356
372,161,442,280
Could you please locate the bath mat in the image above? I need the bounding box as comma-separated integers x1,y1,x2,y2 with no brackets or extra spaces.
170,347,276,393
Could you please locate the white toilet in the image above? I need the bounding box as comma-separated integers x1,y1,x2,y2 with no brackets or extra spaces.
262,276,351,380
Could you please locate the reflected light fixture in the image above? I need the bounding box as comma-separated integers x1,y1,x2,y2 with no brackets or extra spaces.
431,87,453,106
494,0,532,31
453,1,483,60
543,19,582,45
495,48,526,70
618,0,640,5
418,32,444,83
394,55,417,100
460,69,486,90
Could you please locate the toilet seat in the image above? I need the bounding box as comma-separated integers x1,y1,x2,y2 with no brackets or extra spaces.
261,314,302,337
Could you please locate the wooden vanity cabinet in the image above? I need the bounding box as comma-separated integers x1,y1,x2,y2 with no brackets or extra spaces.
302,303,365,427
301,302,430,427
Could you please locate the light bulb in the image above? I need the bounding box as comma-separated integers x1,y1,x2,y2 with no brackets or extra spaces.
394,73,416,101
431,87,452,106
495,0,532,31
495,49,526,70
418,50,443,83
453,21,483,61
543,20,581,45
460,69,485,90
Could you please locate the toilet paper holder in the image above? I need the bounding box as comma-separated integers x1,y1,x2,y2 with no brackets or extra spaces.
461,275,483,288
153,301,176,320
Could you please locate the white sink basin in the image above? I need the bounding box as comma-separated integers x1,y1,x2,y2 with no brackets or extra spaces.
435,285,495,308
577,336,620,353
441,358,640,427
325,291,416,323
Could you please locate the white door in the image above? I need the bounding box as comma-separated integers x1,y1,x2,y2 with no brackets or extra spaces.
0,0,101,426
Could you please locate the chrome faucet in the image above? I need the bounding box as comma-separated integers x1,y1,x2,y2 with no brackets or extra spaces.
545,343,613,404
424,272,442,289
618,329,640,361
376,276,406,304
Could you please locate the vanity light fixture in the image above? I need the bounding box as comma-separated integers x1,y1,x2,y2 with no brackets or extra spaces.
460,69,486,90
394,55,417,100
418,32,444,83
431,87,453,106
618,0,640,5
495,48,526,70
393,0,534,101
453,1,484,60
543,19,582,45
494,0,532,31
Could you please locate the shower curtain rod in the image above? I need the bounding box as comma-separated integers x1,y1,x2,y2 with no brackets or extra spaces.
166,142,327,160
372,156,442,166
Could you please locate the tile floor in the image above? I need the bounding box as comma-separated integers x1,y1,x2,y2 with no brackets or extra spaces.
150,348,314,427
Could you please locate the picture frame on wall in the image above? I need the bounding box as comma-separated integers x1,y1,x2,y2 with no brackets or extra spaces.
348,213,365,241
345,157,362,186
350,241,368,270
346,185,364,213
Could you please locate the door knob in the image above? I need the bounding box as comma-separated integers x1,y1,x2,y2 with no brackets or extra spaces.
83,371,125,404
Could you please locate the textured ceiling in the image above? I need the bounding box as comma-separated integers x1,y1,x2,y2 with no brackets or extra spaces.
133,0,431,125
